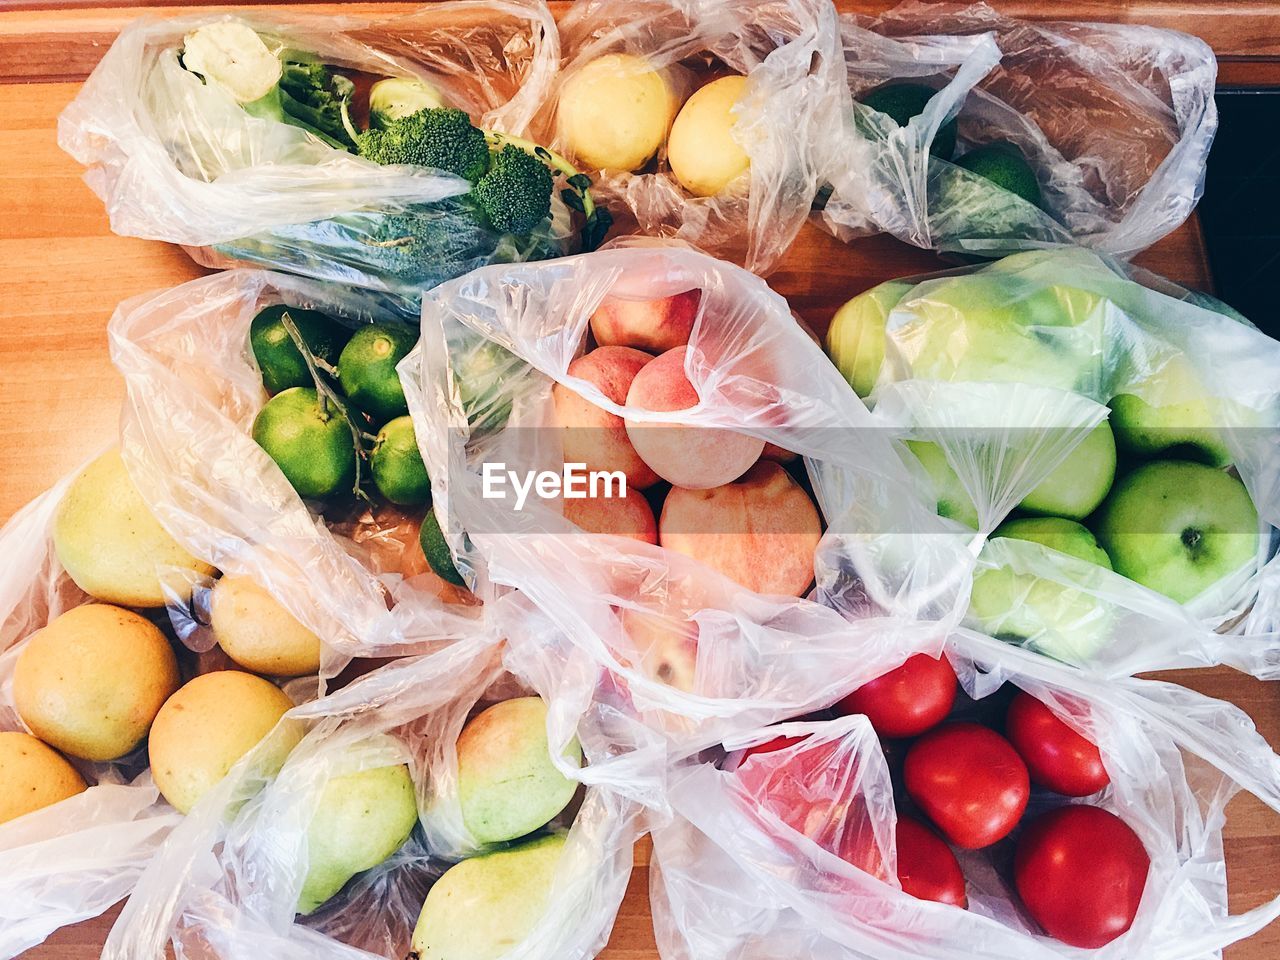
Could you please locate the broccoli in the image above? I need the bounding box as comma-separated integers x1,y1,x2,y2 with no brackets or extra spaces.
368,77,445,129
472,144,554,235
278,60,356,148
349,106,490,181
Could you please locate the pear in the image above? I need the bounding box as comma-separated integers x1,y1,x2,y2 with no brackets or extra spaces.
411,833,566,960
825,280,913,397
298,762,418,915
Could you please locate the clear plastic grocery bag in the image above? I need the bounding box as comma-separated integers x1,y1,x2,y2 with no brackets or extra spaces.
403,239,970,756
827,246,1280,676
0,472,182,959
104,631,643,960
650,628,1280,960
542,0,845,274
108,269,483,672
820,2,1218,258
58,2,594,311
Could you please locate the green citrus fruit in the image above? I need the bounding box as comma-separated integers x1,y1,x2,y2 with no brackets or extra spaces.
419,509,464,586
250,305,349,395
251,387,357,500
338,323,417,422
955,142,1042,208
859,82,956,159
371,416,431,506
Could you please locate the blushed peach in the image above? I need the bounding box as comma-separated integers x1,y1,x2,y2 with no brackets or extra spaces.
658,461,822,596
555,346,658,488
591,289,701,354
618,608,699,692
625,347,764,489
562,484,658,544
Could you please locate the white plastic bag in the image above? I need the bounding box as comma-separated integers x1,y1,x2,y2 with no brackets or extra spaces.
650,628,1280,960
0,473,182,959
838,247,1280,676
404,239,969,757
543,0,845,274
104,631,643,960
821,2,1218,258
108,269,483,673
58,3,574,308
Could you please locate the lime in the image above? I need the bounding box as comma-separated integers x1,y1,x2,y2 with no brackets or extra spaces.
338,323,417,422
251,387,357,500
371,416,431,506
449,338,520,433
419,509,464,586
859,82,956,159
250,305,349,395
955,142,1042,208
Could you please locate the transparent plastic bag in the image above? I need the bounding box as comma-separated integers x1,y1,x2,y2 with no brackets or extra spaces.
104,631,643,960
821,2,1218,258
108,269,484,673
0,472,183,958
542,0,845,274
58,3,573,307
403,239,970,756
650,628,1280,960
838,246,1280,676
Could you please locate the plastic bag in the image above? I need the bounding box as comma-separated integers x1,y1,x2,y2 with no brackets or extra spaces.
403,239,970,757
833,246,1280,676
541,0,845,274
650,627,1280,960
108,269,483,673
0,471,183,958
820,2,1218,258
104,630,643,960
58,3,574,312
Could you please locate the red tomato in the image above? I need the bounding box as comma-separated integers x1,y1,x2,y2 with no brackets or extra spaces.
1014,805,1149,948
836,654,957,738
1006,692,1109,797
903,723,1029,849
895,816,967,908
737,734,809,764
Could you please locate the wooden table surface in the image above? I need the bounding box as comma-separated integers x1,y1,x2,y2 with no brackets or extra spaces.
2,2,1280,958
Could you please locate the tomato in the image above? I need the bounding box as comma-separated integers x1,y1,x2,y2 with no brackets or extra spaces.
836,654,957,738
1005,691,1109,797
737,734,809,764
903,722,1029,849
1014,805,1149,948
894,815,967,908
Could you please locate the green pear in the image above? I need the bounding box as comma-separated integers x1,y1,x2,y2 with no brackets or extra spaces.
967,517,1114,663
905,440,979,529
297,762,418,915
1019,420,1117,519
411,833,566,960
458,697,581,845
1095,460,1258,604
1110,355,1233,467
825,280,913,397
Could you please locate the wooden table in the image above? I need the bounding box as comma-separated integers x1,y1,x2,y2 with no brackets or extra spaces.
2,2,1279,958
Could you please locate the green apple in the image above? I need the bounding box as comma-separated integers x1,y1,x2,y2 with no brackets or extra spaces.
1110,355,1233,467
1019,420,1117,519
458,697,581,845
411,833,566,960
905,439,979,528
1095,460,1259,604
967,517,1115,663
298,761,418,915
825,280,913,397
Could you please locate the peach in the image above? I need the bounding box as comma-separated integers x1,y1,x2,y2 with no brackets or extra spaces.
562,484,658,544
618,607,699,692
590,289,701,354
554,346,659,488
625,347,764,489
659,461,822,596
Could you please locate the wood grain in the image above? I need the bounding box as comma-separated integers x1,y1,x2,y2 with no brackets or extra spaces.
0,4,1277,960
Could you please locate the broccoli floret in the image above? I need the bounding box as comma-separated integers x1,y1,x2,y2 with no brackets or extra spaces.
352,107,491,182
278,60,356,148
471,144,554,235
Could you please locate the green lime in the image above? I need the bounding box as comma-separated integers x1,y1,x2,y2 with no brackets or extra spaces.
859,82,956,160
250,305,349,395
419,509,464,586
338,323,417,422
371,416,431,506
251,387,357,500
955,142,1042,208
449,338,520,433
